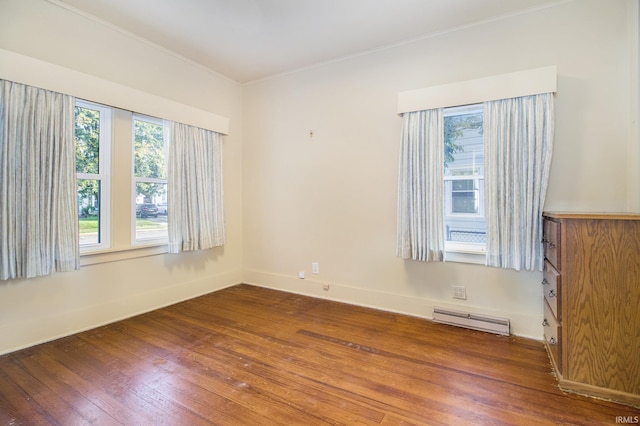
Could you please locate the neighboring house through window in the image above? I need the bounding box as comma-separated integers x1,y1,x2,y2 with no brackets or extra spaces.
443,104,486,254
397,67,556,269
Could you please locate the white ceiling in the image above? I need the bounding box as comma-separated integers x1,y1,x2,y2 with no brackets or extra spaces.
56,0,564,84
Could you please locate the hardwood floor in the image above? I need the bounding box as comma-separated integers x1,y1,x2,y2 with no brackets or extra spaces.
1,284,638,425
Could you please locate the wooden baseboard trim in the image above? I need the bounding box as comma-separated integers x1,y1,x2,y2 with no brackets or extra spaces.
545,343,640,408
557,378,640,409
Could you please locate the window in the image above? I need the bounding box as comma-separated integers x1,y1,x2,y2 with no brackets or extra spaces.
133,114,168,243
74,102,223,263
443,105,485,252
450,179,480,214
398,69,555,268
75,100,111,252
75,102,170,261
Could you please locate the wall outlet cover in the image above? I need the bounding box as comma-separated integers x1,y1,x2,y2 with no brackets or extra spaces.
452,286,467,300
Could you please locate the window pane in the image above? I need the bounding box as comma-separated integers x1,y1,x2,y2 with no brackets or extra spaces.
75,106,100,174
452,180,475,191
135,182,168,240
78,179,101,245
444,107,486,246
452,191,478,214
134,118,166,179
76,100,111,252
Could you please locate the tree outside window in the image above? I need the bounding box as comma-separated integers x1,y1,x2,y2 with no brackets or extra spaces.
133,116,168,242
76,101,110,249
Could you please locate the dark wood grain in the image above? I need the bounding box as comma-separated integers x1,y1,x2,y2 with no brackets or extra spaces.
1,284,638,425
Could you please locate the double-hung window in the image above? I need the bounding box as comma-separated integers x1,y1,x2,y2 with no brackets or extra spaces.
75,103,222,260
397,67,555,269
443,105,485,255
75,100,111,252
133,114,168,243
75,104,169,255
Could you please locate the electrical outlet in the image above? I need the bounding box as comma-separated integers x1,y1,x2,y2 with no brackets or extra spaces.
322,283,330,291
452,285,466,300
298,271,305,279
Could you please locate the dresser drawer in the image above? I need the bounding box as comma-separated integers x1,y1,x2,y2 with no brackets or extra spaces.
543,301,562,374
543,218,561,270
543,261,561,322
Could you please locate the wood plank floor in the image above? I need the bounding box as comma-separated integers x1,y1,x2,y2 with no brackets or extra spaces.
1,284,638,425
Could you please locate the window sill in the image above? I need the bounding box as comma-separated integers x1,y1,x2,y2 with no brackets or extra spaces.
444,243,486,265
80,244,169,266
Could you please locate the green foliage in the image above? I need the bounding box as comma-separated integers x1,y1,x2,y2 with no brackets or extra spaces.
78,217,163,236
74,110,167,205
78,217,99,232
444,112,483,166
75,107,100,174
75,107,101,204
135,219,165,229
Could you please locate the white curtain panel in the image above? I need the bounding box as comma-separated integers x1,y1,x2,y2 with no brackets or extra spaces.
0,80,79,280
484,93,554,271
168,121,225,253
397,108,445,262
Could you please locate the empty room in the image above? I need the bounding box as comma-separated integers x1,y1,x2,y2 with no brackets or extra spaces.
1,0,639,424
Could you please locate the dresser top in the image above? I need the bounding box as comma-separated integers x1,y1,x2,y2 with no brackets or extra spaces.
543,211,640,220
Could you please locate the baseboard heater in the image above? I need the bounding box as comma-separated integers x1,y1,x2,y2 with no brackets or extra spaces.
433,307,510,336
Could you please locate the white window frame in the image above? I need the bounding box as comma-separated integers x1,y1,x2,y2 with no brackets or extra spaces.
443,104,486,263
131,113,169,245
445,176,485,217
76,99,111,254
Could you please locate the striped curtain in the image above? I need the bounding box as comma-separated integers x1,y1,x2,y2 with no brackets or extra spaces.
397,108,445,262
484,93,554,271
0,80,79,280
167,121,225,253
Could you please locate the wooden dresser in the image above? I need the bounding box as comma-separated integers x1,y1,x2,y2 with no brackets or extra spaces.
542,212,640,407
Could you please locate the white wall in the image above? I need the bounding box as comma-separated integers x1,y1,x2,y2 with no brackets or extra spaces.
0,0,244,354
242,0,639,338
0,0,637,353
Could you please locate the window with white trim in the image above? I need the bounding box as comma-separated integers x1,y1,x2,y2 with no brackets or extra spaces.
443,104,486,254
75,100,111,252
132,114,168,243
71,95,226,264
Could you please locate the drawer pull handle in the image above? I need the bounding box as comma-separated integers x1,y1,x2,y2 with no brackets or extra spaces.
548,289,556,298
541,278,548,285
548,337,556,345
542,319,549,326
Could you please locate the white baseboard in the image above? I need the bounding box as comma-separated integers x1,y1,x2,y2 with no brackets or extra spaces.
2,268,543,356
0,270,242,355
243,269,543,340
